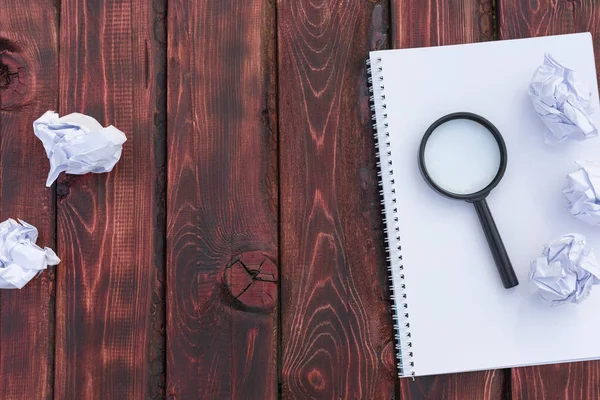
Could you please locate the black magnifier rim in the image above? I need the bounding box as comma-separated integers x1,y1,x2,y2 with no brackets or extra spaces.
418,112,507,201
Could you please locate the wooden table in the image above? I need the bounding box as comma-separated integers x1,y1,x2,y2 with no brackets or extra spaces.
1,0,599,399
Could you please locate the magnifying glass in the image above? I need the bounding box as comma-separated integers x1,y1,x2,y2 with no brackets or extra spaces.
418,112,519,289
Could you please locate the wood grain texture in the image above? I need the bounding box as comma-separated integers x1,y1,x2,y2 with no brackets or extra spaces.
0,1,58,399
391,0,506,398
398,370,505,400
392,0,495,48
166,1,278,398
511,363,600,400
55,0,166,398
498,1,600,397
498,0,600,82
279,1,396,398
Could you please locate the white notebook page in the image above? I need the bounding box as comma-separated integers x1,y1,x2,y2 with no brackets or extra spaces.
370,33,600,377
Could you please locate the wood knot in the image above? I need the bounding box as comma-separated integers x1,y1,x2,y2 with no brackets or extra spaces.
307,368,325,391
477,0,494,41
0,38,29,110
56,181,70,198
222,251,277,313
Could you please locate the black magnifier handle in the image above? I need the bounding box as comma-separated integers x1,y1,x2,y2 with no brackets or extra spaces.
472,199,519,289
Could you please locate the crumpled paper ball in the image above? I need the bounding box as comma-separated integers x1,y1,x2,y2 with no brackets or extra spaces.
0,219,60,289
529,233,600,305
563,161,600,226
33,111,127,187
529,53,597,145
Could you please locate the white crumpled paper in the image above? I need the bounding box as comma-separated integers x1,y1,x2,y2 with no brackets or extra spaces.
0,219,60,289
33,111,127,187
529,233,600,305
563,161,600,226
529,53,597,145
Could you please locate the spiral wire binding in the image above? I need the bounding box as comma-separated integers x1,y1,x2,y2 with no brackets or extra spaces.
367,57,415,378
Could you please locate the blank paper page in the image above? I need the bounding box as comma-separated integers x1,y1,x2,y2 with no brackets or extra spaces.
371,33,600,377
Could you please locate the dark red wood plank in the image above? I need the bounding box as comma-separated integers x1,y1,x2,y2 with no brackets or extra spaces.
398,371,505,400
497,1,600,398
498,0,600,82
391,1,506,398
278,1,396,398
392,0,495,48
0,2,58,399
166,1,278,398
511,363,600,400
55,1,166,398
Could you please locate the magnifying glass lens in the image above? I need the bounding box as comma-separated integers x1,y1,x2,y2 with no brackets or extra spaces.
423,119,501,195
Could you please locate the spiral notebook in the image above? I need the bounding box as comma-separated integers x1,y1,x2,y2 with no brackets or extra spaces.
369,33,600,378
